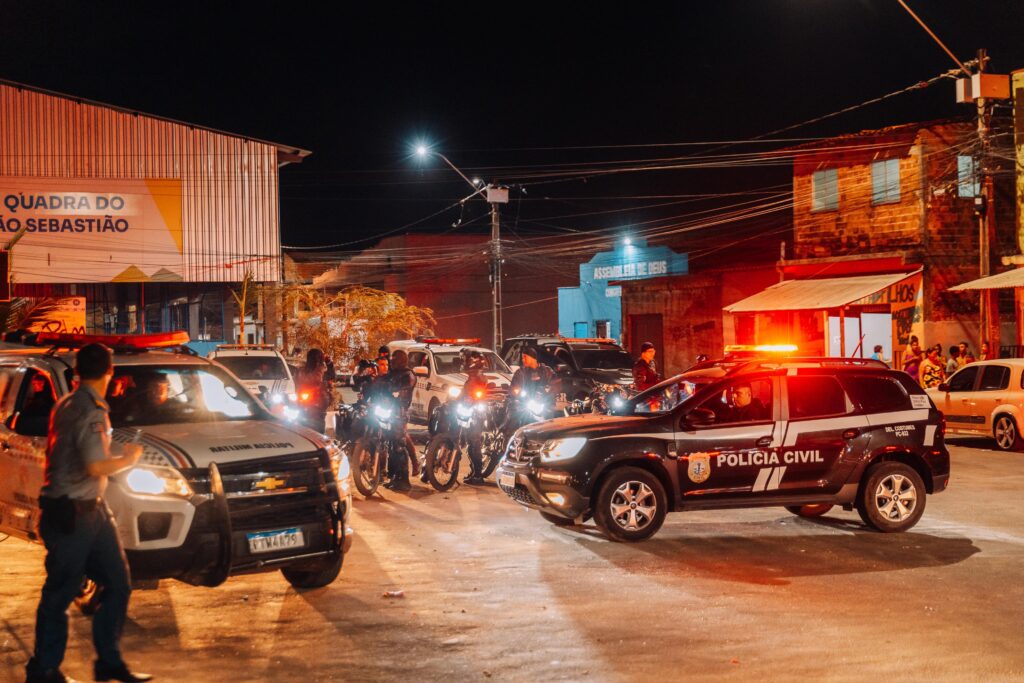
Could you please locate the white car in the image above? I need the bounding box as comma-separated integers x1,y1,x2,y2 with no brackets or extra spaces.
386,338,513,423
926,358,1024,451
0,332,353,589
208,344,296,408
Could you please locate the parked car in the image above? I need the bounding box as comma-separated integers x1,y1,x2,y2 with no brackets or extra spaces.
208,344,297,408
0,331,353,589
386,338,513,424
497,357,949,541
926,359,1024,451
500,334,634,403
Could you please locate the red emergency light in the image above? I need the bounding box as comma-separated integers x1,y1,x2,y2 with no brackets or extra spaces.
418,337,482,346
31,330,190,349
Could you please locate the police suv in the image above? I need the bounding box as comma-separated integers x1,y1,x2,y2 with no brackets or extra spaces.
207,344,297,409
386,338,513,424
0,332,353,588
497,357,950,541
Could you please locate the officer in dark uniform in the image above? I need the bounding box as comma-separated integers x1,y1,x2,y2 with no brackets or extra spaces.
382,349,417,492
26,343,151,683
461,352,490,485
632,341,661,392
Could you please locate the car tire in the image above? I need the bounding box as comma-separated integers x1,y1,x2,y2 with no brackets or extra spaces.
593,466,667,542
856,461,926,533
539,511,577,526
993,414,1021,452
784,504,833,518
281,550,343,589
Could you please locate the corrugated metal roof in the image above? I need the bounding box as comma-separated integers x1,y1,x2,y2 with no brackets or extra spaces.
724,272,917,313
948,268,1024,291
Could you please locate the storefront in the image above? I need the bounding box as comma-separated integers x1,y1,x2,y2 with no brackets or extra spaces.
558,238,687,342
0,80,309,342
724,270,923,362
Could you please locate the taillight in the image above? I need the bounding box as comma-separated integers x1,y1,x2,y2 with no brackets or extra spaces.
299,391,311,402
937,416,946,439
474,390,484,399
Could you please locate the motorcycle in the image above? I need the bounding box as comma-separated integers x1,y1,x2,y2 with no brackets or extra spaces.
566,384,634,416
424,388,505,491
350,397,408,497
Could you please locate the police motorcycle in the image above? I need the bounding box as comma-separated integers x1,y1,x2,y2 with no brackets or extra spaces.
565,384,634,416
424,383,505,491
351,391,410,497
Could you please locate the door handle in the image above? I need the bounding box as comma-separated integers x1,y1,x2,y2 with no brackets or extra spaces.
755,436,772,448
842,428,860,440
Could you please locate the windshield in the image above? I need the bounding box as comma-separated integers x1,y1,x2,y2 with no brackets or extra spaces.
214,355,290,381
629,371,723,415
433,351,511,375
107,365,268,427
571,348,633,370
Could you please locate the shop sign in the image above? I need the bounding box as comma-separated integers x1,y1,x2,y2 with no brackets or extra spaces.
26,296,86,334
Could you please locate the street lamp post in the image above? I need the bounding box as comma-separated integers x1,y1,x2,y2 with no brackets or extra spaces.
416,146,508,349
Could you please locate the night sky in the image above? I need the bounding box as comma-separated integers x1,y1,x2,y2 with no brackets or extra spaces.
3,1,1023,257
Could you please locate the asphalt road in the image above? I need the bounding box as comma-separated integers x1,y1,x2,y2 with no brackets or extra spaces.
2,439,1023,682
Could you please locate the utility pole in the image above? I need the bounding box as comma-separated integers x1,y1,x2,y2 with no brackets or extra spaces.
486,185,509,349
976,49,993,350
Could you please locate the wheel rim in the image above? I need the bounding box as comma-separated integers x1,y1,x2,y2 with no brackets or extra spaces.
609,480,657,531
874,473,918,522
995,417,1016,449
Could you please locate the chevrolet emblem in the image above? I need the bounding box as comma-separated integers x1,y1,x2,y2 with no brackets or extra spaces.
253,476,286,491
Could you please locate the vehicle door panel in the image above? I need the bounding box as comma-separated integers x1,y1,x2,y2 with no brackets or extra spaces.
940,366,982,433
780,375,861,496
0,365,47,540
973,364,1011,433
675,377,780,501
408,351,430,420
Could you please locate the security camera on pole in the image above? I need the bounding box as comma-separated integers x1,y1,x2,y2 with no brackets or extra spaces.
414,144,508,349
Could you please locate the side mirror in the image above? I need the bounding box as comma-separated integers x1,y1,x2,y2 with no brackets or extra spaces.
555,364,571,375
683,407,716,429
937,383,950,393
413,366,429,377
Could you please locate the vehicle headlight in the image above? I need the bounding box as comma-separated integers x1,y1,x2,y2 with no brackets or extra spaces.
448,386,461,399
327,441,352,495
611,396,625,409
374,406,393,420
271,392,285,405
475,403,487,413
527,399,544,414
456,404,473,418
125,466,192,497
288,393,298,402
540,437,587,463
283,406,300,421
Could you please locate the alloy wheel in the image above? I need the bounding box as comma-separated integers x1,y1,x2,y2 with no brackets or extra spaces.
609,480,658,531
995,416,1017,450
874,473,918,522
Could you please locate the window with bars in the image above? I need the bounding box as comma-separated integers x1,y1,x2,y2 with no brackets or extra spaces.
957,155,979,198
871,158,900,205
811,169,838,211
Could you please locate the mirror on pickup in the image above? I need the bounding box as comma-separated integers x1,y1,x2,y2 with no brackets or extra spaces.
682,407,716,429
413,366,429,377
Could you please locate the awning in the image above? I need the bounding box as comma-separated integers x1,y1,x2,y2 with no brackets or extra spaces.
724,271,919,313
948,268,1024,291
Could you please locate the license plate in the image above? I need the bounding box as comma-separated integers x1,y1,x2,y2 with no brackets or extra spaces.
246,527,305,554
498,471,516,489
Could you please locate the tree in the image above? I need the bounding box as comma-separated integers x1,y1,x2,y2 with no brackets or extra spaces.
229,271,256,344
287,285,434,363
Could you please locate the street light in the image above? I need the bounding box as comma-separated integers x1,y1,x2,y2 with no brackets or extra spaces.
411,143,507,348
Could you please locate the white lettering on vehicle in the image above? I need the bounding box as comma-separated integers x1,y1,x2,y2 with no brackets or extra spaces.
714,450,823,467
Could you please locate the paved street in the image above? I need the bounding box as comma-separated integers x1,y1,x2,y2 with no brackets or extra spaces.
2,439,1023,682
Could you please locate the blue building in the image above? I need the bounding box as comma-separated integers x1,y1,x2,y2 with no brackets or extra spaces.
558,239,688,341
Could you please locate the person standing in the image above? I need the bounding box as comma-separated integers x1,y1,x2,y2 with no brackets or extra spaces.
382,349,417,492
295,348,330,433
902,337,923,382
979,341,991,361
27,343,151,683
945,346,960,377
870,344,889,366
632,342,661,392
920,347,946,389
958,341,975,366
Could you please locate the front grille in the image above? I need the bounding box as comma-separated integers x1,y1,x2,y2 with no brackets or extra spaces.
504,435,542,463
500,482,537,506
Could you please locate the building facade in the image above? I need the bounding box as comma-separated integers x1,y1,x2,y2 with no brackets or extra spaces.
0,80,308,344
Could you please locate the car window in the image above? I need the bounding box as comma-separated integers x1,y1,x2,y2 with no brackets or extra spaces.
408,351,429,374
841,375,909,413
107,365,266,427
0,366,21,417
502,341,520,365
787,376,850,419
214,355,289,380
978,365,1010,391
13,370,57,437
571,348,633,370
947,366,979,392
432,351,510,375
693,378,773,425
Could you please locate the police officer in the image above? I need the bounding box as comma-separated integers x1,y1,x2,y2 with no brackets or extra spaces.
27,343,151,683
632,341,661,392
382,349,417,492
295,348,330,433
461,352,490,485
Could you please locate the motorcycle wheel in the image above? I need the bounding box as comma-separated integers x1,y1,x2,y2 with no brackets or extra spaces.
480,429,505,478
352,438,384,497
425,434,461,492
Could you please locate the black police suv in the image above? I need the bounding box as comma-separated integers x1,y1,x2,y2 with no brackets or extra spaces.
500,335,634,401
496,357,950,542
